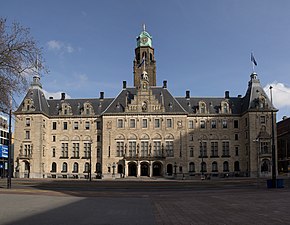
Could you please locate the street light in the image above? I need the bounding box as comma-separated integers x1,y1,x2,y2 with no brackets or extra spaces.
199,140,205,179
112,162,116,177
174,162,177,176
89,141,92,182
270,86,277,188
253,138,260,187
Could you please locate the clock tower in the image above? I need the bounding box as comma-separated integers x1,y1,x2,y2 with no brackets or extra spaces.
133,25,156,87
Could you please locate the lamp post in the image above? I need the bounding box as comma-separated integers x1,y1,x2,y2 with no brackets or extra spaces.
253,138,260,187
112,162,116,177
174,162,177,176
270,86,277,188
199,140,205,179
89,142,92,182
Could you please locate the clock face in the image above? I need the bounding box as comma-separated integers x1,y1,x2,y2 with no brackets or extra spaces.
141,37,148,44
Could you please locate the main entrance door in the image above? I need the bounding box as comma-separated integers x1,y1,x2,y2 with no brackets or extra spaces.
128,162,137,177
140,162,149,176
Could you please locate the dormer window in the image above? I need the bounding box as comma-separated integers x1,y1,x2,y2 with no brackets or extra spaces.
83,102,94,115
259,96,266,109
221,101,229,114
60,103,72,116
22,99,35,112
199,101,206,114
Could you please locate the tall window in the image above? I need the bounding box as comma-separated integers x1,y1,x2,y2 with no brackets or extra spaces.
62,162,67,172
61,143,68,158
189,147,194,157
52,148,56,157
84,162,90,172
211,120,217,129
154,141,161,156
84,143,91,158
165,141,174,157
222,141,230,156
130,119,136,128
166,119,172,128
96,121,101,130
25,130,30,139
142,119,148,128
211,142,218,157
85,121,90,130
154,119,160,128
189,162,195,172
188,120,194,129
24,144,31,156
260,116,266,124
261,141,270,154
222,120,228,128
52,121,57,130
26,118,31,127
223,161,229,172
116,141,124,157
63,122,68,130
212,162,218,172
72,143,79,158
73,162,78,173
74,122,79,130
199,142,207,157
141,141,149,157
128,141,136,157
200,120,206,129
51,162,57,172
117,119,124,128
234,120,239,128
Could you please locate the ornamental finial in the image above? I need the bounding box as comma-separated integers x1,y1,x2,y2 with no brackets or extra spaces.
143,24,146,31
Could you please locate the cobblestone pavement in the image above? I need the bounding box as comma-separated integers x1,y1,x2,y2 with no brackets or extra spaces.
1,178,290,225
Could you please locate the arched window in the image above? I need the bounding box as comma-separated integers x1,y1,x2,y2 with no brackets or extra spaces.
201,162,207,173
62,162,67,172
96,163,102,173
51,162,57,172
189,162,195,172
212,162,218,172
84,162,90,173
150,53,153,61
200,102,206,114
142,51,147,59
73,162,78,173
234,161,240,171
223,161,229,172
261,159,270,172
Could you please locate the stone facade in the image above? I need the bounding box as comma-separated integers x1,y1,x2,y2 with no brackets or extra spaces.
13,27,278,179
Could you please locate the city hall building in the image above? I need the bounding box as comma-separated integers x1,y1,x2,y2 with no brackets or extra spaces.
14,27,277,179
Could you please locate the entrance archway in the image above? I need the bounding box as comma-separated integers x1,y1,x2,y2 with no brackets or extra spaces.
153,162,162,176
128,162,137,177
24,161,30,178
140,162,149,176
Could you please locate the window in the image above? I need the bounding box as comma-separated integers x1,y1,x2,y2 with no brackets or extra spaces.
116,141,124,157
153,141,161,156
189,147,194,157
188,120,194,129
117,119,124,128
52,148,56,157
130,119,136,128
234,120,239,128
141,141,149,157
211,142,218,157
61,143,68,158
85,121,90,130
51,162,57,172
52,121,57,130
234,161,240,171
84,143,91,158
63,122,68,130
73,162,78,173
74,122,79,130
25,130,30,139
165,141,174,157
189,134,194,141
26,118,31,127
235,146,239,156
96,121,101,130
211,120,217,129
212,162,218,172
222,141,230,156
260,116,266,124
200,120,206,129
223,161,229,172
24,144,31,156
52,135,56,142
245,118,248,127
166,119,172,128
199,142,207,157
128,141,136,157
72,143,79,158
154,119,160,128
142,119,148,128
201,162,207,172
261,142,270,154
84,162,90,172
235,133,239,140
200,103,206,113
62,162,67,172
97,148,101,158
97,135,101,142
189,162,195,172
222,120,227,128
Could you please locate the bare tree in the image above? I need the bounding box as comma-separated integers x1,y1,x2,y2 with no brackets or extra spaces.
0,18,47,111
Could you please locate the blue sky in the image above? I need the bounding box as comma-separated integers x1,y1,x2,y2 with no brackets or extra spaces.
2,0,290,121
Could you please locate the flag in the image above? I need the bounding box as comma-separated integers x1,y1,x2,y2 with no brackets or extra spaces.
138,56,145,68
251,53,257,66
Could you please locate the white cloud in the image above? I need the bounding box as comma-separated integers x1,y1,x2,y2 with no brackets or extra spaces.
263,82,290,109
43,89,71,100
47,40,74,54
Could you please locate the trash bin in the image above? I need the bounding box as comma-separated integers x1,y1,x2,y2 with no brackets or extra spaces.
267,179,273,188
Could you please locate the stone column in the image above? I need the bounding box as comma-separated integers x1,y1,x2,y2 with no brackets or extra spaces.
149,161,153,177
125,161,128,177
137,161,140,177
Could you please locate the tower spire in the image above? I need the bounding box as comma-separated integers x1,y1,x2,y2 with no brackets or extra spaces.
143,23,146,31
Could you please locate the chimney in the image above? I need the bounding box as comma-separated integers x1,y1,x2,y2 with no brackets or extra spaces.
123,80,127,89
49,97,53,100
100,91,104,99
163,80,167,88
186,90,190,99
61,92,65,100
225,91,229,99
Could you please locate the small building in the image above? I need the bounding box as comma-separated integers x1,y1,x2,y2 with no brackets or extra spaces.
277,116,290,173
